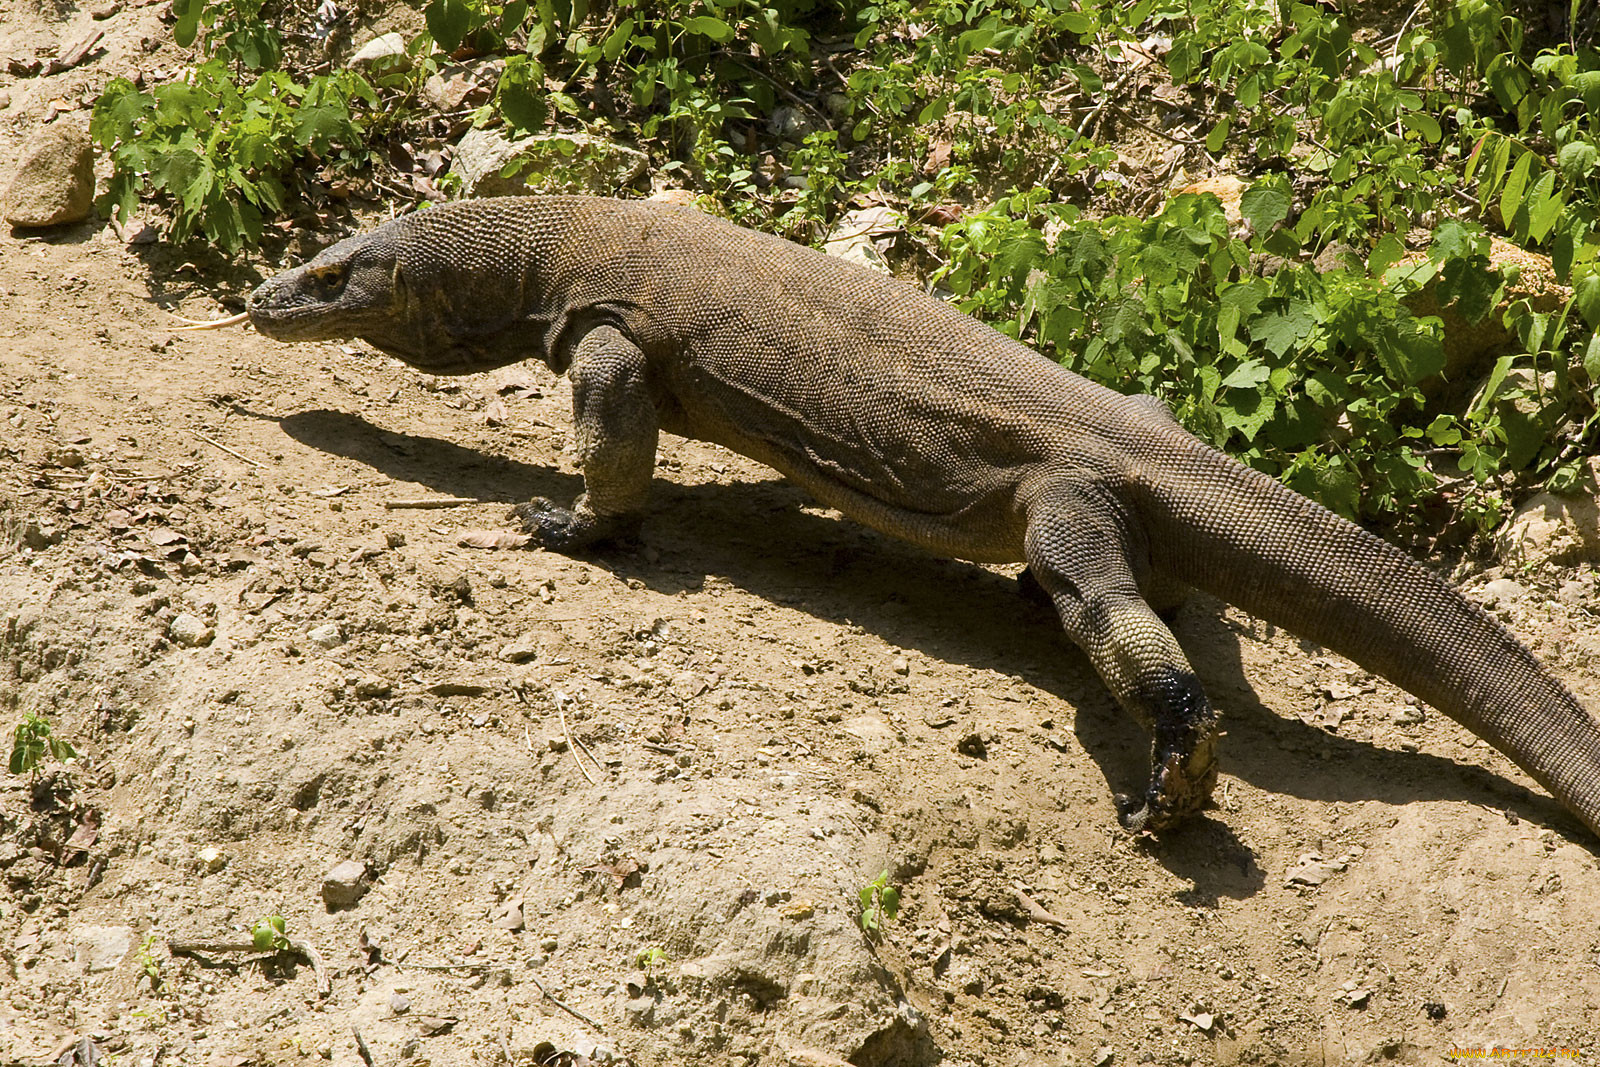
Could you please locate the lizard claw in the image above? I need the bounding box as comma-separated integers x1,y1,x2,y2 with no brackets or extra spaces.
1115,713,1221,834
511,498,589,549
510,498,640,552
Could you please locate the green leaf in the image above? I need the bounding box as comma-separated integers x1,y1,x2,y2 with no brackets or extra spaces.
995,229,1047,292
1498,149,1533,233
172,0,203,47
1525,170,1563,244
1205,115,1230,154
680,15,735,42
1217,390,1277,442
1584,330,1600,382
1058,11,1093,35
1472,355,1514,417
426,0,472,51
1240,183,1289,235
601,19,632,60
1575,272,1600,328
1558,140,1598,184
1220,359,1270,390
1369,233,1405,277
1399,111,1441,143
1249,302,1314,357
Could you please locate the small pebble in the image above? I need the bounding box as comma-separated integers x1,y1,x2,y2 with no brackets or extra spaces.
321,859,368,908
306,622,343,649
168,613,215,648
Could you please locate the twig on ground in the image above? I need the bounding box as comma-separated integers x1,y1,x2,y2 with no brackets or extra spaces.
555,692,599,785
528,972,604,1031
167,937,331,996
188,429,265,469
352,1026,375,1067
395,958,498,972
382,497,480,509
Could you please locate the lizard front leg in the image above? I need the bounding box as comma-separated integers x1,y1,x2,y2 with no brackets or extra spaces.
1024,478,1219,833
513,326,657,551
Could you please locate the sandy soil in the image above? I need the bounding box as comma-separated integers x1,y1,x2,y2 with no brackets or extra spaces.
4,6,1600,1067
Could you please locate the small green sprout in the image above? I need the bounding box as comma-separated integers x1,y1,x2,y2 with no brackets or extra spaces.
858,870,900,937
9,712,77,779
251,914,290,952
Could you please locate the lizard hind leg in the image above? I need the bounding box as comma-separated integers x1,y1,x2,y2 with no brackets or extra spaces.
1024,484,1220,833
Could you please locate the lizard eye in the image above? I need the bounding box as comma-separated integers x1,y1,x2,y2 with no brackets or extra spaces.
307,263,348,291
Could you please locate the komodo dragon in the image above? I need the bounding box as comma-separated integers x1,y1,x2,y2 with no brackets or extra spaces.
245,195,1600,838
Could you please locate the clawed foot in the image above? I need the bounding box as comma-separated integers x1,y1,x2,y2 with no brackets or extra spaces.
1114,715,1221,834
512,497,592,550
510,497,640,552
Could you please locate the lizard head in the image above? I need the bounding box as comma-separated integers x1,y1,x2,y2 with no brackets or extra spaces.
249,227,415,346
249,210,536,375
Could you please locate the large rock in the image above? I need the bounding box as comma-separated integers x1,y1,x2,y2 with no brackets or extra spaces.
1397,235,1570,394
72,925,134,973
822,206,902,275
345,32,410,75
1496,458,1600,570
451,129,648,198
3,122,95,227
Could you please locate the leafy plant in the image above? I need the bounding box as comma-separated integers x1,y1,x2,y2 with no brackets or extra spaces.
8,712,77,779
858,870,900,937
91,61,377,252
251,914,291,952
137,934,164,991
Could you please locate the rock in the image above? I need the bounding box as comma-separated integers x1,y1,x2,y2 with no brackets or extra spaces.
842,714,897,754
3,122,95,227
352,673,392,698
198,846,228,873
322,859,368,908
0,90,10,110
1389,703,1424,725
1557,579,1590,607
1496,461,1600,569
90,1,122,18
306,622,344,649
389,992,411,1015
768,106,816,141
823,207,902,274
649,189,703,209
1398,235,1571,391
72,925,134,973
168,612,215,648
1174,175,1247,229
451,129,648,198
1286,851,1348,887
1478,577,1527,607
346,32,410,73
499,636,539,663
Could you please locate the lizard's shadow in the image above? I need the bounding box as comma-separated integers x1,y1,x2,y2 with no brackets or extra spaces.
278,410,1587,884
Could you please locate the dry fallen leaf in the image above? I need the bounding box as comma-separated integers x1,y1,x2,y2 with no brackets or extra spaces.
457,529,532,550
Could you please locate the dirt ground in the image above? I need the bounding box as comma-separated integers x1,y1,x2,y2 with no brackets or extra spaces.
5,6,1600,1067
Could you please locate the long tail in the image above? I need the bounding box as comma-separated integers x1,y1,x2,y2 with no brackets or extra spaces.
1141,433,1600,838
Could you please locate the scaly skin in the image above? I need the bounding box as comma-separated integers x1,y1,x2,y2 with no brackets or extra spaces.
248,196,1600,839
